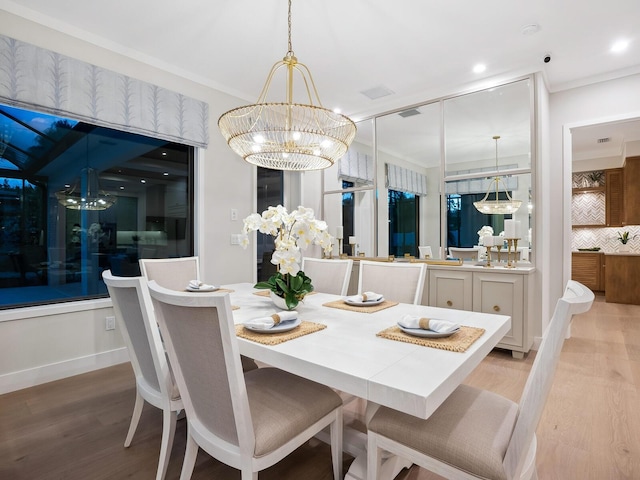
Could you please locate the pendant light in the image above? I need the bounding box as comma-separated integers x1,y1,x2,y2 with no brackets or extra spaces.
55,135,116,210
473,135,522,215
218,0,357,171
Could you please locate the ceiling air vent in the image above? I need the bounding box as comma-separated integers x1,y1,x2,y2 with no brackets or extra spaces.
398,108,421,118
597,137,611,144
360,85,395,100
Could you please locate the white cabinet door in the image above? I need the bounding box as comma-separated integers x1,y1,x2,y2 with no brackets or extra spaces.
428,270,473,310
473,272,523,350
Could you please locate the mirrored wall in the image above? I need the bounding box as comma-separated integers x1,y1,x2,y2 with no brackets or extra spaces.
322,76,534,262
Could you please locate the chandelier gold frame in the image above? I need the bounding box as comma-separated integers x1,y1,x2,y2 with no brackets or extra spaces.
473,135,522,215
218,0,356,171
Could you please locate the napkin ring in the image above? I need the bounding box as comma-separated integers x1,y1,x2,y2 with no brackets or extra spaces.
418,318,431,330
271,313,282,325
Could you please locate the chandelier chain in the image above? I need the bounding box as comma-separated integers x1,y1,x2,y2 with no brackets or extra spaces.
287,0,294,56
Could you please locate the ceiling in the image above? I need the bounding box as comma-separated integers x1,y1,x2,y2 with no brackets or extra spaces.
2,0,640,165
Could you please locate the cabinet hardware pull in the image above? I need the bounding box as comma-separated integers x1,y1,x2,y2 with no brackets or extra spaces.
493,305,500,312
446,300,453,307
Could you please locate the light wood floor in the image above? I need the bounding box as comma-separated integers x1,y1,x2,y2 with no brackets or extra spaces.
1,294,638,479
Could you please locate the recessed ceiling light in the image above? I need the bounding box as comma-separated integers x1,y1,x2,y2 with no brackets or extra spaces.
333,108,342,114
473,64,487,74
611,40,629,53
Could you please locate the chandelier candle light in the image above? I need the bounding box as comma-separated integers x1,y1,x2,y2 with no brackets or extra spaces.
473,135,522,215
218,0,357,171
239,205,334,309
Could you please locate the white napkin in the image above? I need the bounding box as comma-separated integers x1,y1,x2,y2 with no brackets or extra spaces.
188,280,215,290
397,314,460,333
243,311,298,330
351,291,383,303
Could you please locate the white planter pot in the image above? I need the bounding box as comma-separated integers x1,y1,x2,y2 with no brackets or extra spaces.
618,244,630,253
269,290,297,310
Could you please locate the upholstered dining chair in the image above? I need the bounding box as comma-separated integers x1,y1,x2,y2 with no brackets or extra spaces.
418,246,433,259
358,260,426,304
103,270,183,480
139,256,257,371
301,257,353,295
146,281,344,480
448,246,481,261
139,256,200,291
366,280,594,480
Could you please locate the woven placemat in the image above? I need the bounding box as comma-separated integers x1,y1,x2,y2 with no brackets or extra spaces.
322,299,399,314
235,320,326,345
376,325,485,353
253,290,317,297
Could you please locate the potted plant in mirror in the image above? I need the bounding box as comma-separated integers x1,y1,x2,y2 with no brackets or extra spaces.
239,205,334,310
587,171,604,187
617,231,636,253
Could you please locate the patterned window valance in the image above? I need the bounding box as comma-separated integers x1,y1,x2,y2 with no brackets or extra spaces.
0,35,208,148
445,164,518,195
386,163,428,196
339,150,374,185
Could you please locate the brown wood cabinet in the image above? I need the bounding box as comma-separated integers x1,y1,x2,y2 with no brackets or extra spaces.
606,168,624,227
572,252,604,291
605,254,640,304
623,156,640,225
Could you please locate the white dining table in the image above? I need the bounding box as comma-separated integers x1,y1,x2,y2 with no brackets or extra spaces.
226,283,511,480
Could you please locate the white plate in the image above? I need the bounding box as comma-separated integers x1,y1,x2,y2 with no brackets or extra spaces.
244,318,301,334
186,285,219,292
398,324,460,338
344,296,385,307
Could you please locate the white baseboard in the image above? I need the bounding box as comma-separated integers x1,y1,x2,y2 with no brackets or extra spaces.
0,347,130,395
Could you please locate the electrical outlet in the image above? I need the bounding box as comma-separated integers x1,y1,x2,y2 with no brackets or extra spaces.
230,208,238,221
105,316,116,331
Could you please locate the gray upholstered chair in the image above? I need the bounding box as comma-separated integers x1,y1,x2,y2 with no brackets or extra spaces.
139,256,201,291
146,281,344,480
301,257,353,296
140,256,257,371
103,270,183,480
358,260,426,304
448,246,481,261
366,280,594,480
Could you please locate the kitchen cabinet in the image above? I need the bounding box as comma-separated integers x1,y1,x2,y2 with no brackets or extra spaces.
624,156,640,225
571,252,604,291
605,254,640,305
606,168,624,227
428,265,534,358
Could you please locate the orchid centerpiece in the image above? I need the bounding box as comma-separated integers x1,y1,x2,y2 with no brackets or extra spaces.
239,205,334,309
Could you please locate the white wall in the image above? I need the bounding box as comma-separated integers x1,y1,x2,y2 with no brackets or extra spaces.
0,11,255,393
550,73,640,328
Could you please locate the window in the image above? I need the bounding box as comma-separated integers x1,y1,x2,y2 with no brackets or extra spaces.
0,103,194,309
388,189,419,256
256,167,283,281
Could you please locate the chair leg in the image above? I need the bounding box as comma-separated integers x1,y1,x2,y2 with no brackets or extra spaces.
124,391,145,447
330,410,344,480
179,432,198,480
367,432,381,480
155,409,178,480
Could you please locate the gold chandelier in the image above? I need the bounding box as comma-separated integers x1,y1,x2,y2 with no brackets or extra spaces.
218,0,356,171
473,135,522,215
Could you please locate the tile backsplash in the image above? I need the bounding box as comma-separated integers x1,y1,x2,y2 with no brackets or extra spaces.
572,225,640,254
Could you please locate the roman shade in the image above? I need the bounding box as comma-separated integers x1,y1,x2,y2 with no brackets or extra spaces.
386,163,428,196
0,35,208,148
338,149,374,185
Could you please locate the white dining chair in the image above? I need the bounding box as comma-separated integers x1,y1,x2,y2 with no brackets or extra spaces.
418,246,433,259
146,281,344,480
103,270,183,480
448,246,481,261
301,257,353,295
139,256,258,371
366,280,594,480
139,256,201,291
358,260,426,304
